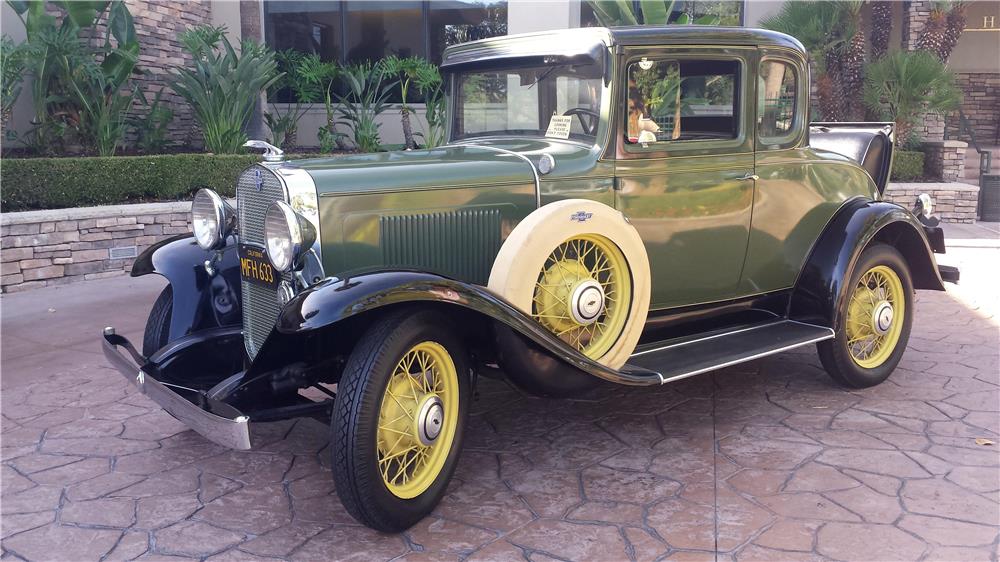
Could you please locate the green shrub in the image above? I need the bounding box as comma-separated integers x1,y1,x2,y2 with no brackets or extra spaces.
1,154,259,211
891,150,925,181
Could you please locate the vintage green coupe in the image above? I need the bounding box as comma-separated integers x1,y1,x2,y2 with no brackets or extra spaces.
103,26,954,532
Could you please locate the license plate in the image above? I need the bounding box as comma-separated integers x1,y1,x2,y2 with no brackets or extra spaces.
239,245,279,288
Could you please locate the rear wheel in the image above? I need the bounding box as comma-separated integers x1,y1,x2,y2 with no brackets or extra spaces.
818,244,913,388
142,286,172,357
331,309,470,532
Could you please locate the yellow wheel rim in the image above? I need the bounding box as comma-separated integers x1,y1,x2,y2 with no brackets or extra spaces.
376,341,459,499
532,234,632,359
845,265,905,369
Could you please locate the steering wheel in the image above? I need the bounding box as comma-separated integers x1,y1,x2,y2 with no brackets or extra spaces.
563,108,600,136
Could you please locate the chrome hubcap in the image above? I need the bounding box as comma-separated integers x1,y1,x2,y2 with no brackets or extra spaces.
415,396,444,446
872,301,894,336
570,279,606,325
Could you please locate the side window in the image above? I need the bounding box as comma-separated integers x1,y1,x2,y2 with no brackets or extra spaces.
625,58,740,144
758,60,798,140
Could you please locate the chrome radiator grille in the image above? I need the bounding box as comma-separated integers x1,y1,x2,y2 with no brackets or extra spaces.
236,165,290,358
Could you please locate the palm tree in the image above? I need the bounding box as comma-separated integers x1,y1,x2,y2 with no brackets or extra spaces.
863,51,961,145
761,1,852,121
870,1,893,60
587,1,720,26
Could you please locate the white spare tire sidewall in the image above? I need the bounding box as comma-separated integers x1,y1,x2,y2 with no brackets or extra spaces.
488,199,651,369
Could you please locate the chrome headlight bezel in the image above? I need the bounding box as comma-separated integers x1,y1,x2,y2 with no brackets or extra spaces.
191,189,235,250
264,201,316,272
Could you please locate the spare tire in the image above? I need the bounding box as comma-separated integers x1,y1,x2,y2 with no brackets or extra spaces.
488,199,651,370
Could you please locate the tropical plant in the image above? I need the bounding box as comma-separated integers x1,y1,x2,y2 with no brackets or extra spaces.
131,88,174,153
383,56,446,149
62,57,140,156
761,1,860,121
265,50,321,150
8,0,139,152
413,63,446,149
587,0,722,26
297,53,343,151
917,1,969,62
1,35,26,141
863,51,961,145
333,62,397,152
169,25,281,154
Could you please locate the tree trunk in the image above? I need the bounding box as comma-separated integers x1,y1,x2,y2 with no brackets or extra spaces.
870,1,893,60
401,107,414,149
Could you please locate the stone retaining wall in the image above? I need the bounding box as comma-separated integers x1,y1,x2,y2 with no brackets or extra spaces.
922,140,967,182
884,182,980,224
1,202,191,293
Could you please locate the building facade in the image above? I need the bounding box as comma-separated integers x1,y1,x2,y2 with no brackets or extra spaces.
2,0,997,149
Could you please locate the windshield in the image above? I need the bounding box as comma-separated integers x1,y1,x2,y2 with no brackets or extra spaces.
452,61,604,143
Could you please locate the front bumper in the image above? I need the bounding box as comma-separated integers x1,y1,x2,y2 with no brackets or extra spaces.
102,327,252,450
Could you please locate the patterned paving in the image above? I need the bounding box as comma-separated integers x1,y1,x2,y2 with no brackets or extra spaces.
3,259,999,561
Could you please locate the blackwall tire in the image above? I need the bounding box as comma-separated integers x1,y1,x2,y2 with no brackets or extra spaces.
330,309,470,532
818,243,914,388
142,286,172,357
488,199,651,370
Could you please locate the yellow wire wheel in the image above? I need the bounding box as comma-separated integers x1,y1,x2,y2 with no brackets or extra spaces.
489,199,651,369
532,234,631,359
376,341,459,499
844,265,906,369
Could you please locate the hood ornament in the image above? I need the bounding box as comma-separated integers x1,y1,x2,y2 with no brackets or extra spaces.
243,140,284,163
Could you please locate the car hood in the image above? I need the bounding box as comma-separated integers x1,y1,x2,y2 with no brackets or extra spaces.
290,144,538,197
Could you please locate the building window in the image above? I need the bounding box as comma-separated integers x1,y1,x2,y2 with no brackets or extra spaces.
346,1,425,61
581,0,743,27
265,1,507,65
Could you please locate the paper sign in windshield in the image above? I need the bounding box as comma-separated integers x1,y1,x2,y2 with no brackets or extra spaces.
545,115,573,139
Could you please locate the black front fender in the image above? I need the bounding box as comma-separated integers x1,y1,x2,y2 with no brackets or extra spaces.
254,270,660,386
789,198,945,329
132,235,242,341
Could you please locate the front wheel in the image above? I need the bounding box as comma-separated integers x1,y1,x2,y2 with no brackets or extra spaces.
818,243,914,388
331,309,470,532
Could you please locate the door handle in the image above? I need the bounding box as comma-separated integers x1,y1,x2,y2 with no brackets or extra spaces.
739,173,759,181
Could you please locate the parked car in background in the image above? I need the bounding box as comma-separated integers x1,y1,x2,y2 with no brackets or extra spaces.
104,26,955,532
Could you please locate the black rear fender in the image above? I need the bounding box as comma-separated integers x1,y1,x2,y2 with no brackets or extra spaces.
131,234,242,340
789,199,944,329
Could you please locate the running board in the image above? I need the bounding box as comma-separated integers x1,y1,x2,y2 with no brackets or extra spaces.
623,320,834,384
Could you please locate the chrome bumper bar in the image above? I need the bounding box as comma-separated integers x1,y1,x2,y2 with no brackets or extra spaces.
101,327,251,450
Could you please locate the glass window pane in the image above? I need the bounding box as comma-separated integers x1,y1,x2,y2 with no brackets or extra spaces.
454,62,604,142
429,1,508,64
758,60,797,139
345,1,425,63
626,59,739,144
264,1,341,60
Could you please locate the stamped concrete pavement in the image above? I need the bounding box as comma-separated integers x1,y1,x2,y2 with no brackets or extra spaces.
2,223,998,561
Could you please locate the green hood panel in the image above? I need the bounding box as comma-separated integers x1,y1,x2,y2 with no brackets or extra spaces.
290,145,536,196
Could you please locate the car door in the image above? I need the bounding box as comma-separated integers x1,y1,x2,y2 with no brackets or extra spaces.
613,47,756,309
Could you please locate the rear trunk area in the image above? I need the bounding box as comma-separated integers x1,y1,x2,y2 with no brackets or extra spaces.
810,122,894,193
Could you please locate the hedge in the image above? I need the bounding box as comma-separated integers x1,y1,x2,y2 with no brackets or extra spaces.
1,154,260,211
890,150,925,181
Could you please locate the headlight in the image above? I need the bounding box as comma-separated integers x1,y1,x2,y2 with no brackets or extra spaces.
191,189,234,250
264,201,316,272
916,193,934,218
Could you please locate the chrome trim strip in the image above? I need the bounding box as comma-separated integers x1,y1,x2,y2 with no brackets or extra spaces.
452,144,542,208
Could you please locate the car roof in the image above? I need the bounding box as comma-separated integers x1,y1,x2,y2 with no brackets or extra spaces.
441,26,806,70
